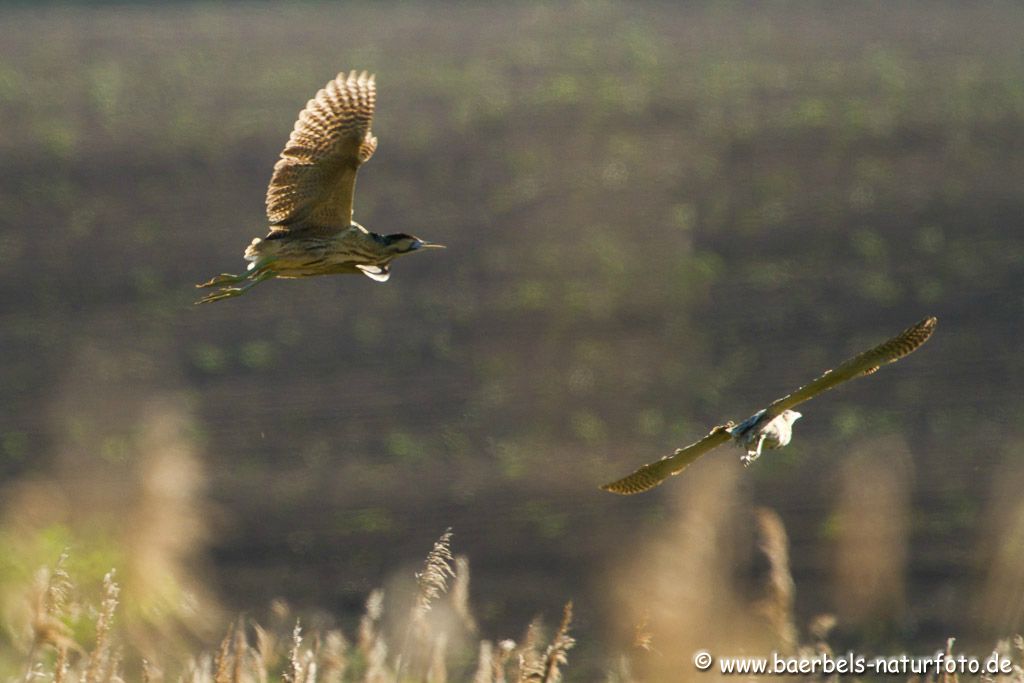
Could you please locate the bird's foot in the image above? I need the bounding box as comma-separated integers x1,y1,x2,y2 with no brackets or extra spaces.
194,270,274,304
195,286,246,304
196,272,247,288
740,434,767,468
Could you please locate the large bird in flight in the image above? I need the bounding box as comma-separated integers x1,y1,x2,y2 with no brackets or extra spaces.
602,316,937,495
197,71,444,304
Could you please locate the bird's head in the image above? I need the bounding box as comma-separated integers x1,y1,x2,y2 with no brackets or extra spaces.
783,410,802,423
383,233,446,255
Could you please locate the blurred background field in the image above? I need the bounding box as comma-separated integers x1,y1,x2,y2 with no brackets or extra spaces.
1,1,1023,679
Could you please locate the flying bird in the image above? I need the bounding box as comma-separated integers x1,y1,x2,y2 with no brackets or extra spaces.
196,71,444,304
601,316,937,495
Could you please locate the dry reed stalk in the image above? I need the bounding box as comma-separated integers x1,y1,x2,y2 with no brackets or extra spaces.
23,554,75,683
358,589,384,657
834,440,911,628
607,654,638,683
632,612,653,654
399,529,456,678
44,553,72,620
364,639,391,683
303,659,317,683
317,630,348,683
515,619,544,682
213,623,234,683
453,555,478,634
231,621,249,683
540,602,575,683
284,621,304,683
412,529,456,631
107,648,125,683
494,640,516,683
807,614,837,658
141,658,164,683
53,646,68,683
182,654,212,683
252,622,275,683
975,465,1024,639
85,570,120,683
942,638,959,683
473,641,494,683
753,508,797,652
427,632,449,683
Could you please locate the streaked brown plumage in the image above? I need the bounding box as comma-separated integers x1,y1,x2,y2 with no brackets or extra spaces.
196,71,443,304
602,316,938,495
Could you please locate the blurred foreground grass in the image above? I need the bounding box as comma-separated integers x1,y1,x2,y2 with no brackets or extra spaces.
7,524,1024,682
7,532,580,683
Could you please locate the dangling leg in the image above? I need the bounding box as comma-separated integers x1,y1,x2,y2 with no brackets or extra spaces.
197,255,279,289
195,258,278,304
197,272,249,288
195,269,275,304
741,433,767,467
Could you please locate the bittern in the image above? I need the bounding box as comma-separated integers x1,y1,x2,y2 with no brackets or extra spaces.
601,316,937,495
196,71,443,304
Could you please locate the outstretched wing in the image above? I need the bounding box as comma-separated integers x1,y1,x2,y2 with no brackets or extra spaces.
265,71,378,235
762,316,937,421
601,422,735,495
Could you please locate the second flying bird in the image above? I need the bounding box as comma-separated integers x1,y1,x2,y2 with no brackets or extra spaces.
602,317,938,495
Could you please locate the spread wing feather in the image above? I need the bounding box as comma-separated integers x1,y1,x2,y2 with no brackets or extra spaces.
601,423,735,495
265,71,377,235
763,316,937,420
601,316,937,496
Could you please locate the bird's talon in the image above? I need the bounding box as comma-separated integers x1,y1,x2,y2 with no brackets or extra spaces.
195,269,274,304
197,273,245,288
195,287,242,305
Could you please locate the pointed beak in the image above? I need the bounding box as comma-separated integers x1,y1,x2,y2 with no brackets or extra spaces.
791,411,802,421
416,241,446,249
